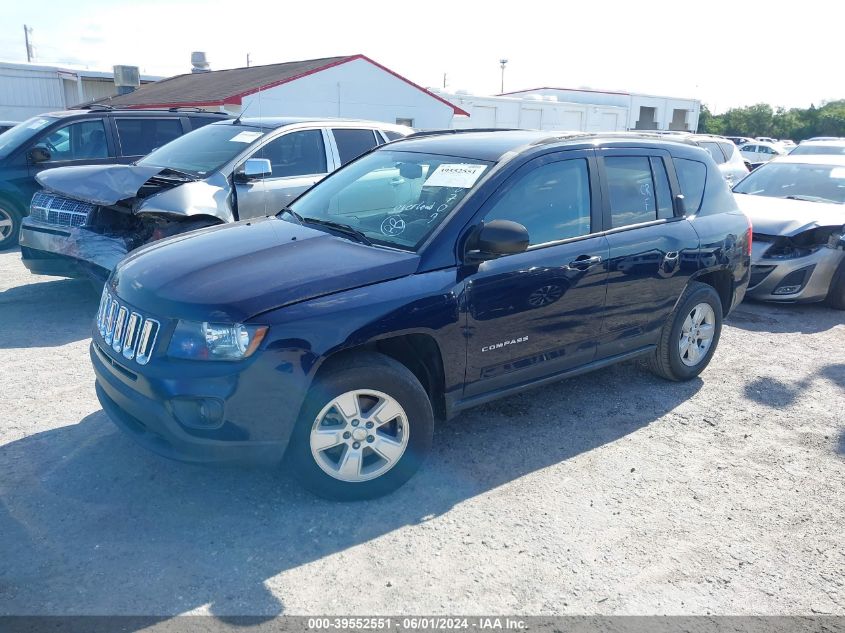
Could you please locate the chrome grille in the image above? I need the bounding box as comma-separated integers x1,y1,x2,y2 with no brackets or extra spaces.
30,191,95,228
96,289,160,365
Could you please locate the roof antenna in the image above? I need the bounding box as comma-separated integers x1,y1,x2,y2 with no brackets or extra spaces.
232,97,253,125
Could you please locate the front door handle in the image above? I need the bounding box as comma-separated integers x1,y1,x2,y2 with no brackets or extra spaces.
568,255,603,269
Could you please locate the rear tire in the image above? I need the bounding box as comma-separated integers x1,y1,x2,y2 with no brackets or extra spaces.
648,281,723,381
287,352,434,500
0,204,21,250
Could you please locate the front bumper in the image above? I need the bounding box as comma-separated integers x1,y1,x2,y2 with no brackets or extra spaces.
91,337,297,465
19,217,128,280
747,240,844,302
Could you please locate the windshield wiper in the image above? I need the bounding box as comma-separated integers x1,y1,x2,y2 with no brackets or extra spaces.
784,195,838,204
301,217,373,245
276,206,304,224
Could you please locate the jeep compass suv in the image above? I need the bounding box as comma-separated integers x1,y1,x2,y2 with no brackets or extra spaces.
90,131,751,499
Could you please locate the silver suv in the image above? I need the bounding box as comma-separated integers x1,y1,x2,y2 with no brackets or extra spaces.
19,117,412,279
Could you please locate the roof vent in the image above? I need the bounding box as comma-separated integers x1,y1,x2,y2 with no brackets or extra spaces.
191,51,211,73
113,65,140,95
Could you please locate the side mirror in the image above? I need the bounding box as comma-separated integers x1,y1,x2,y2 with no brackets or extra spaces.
237,158,272,181
29,147,51,163
673,194,687,216
837,226,845,251
465,220,529,263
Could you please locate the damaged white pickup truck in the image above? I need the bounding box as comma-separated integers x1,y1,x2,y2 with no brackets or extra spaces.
19,117,411,280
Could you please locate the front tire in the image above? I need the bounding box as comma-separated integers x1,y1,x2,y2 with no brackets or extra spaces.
648,281,723,381
287,352,434,500
825,259,845,310
0,204,21,250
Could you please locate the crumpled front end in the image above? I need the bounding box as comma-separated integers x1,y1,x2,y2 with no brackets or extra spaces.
20,166,233,280
748,227,845,302
20,188,221,281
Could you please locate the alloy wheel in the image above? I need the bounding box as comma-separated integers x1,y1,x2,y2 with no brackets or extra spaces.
0,208,13,239
310,389,410,482
678,302,716,367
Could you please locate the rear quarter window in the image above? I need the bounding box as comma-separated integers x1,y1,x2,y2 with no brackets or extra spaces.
674,158,706,214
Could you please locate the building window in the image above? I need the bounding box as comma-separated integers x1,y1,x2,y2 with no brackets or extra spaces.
396,117,414,127
669,108,689,131
634,106,658,130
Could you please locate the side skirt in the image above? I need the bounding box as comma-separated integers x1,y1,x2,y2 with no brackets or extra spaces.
448,345,656,416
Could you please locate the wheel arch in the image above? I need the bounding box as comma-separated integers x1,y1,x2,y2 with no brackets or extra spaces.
313,332,447,420
690,267,733,316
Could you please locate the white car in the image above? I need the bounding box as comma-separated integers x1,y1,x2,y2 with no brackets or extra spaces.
789,139,845,156
739,141,786,166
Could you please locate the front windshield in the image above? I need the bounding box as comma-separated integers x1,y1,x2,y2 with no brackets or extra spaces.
790,144,845,156
288,150,494,250
733,162,845,204
0,116,56,159
137,123,266,176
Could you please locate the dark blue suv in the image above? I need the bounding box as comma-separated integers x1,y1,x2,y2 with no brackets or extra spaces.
90,131,751,499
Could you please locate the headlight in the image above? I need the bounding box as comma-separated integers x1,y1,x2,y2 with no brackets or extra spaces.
167,320,268,361
763,243,821,259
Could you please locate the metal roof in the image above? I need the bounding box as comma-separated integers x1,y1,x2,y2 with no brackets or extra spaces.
89,54,469,115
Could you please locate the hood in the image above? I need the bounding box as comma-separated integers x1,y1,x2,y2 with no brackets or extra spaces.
36,164,165,206
35,164,233,222
111,216,420,322
733,193,845,236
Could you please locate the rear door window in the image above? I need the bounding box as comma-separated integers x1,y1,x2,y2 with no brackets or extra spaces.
332,128,379,165
255,129,327,178
673,158,707,213
700,141,726,164
605,156,673,228
115,118,183,156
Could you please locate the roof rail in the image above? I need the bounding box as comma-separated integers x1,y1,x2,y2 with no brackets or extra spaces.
407,128,521,138
79,103,114,111
167,106,228,115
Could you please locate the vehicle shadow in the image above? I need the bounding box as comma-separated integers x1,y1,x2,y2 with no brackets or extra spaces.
726,299,844,334
743,362,845,410
0,278,99,349
0,360,702,618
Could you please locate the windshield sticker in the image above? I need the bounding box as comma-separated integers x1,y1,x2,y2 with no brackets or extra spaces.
380,215,406,236
830,168,845,179
230,131,264,143
27,118,50,130
424,164,487,188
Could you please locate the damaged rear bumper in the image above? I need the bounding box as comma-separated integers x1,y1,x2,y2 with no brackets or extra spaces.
19,217,129,281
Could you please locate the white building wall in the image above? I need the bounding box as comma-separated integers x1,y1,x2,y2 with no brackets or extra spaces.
0,62,163,122
441,92,627,132
0,64,66,120
628,95,700,132
506,87,700,132
239,58,455,129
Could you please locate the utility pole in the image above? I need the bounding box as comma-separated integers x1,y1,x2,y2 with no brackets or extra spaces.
24,25,34,62
443,72,447,89
499,58,508,94
246,53,251,68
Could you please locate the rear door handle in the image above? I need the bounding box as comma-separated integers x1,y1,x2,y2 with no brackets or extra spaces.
568,255,603,269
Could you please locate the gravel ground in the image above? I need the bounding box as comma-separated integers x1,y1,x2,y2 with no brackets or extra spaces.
0,246,843,617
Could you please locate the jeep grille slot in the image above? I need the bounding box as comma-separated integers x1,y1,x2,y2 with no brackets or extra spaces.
30,191,95,228
96,290,160,366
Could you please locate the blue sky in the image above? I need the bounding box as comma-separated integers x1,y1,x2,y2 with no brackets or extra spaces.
0,0,840,113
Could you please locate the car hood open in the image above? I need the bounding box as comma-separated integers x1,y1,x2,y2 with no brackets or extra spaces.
111,216,420,322
733,193,845,236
